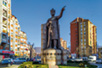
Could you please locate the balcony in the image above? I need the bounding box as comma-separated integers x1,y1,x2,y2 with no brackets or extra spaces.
2,34,7,43
2,28,7,33
3,9,7,17
3,18,7,28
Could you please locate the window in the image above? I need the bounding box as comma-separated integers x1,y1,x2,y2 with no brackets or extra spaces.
47,53,49,55
80,22,82,25
81,42,83,45
81,32,82,34
84,22,86,24
84,43,86,45
81,36,82,39
84,39,86,41
54,53,56,55
81,39,83,42
17,48,20,51
81,28,82,31
84,28,86,31
3,1,7,6
2,34,6,39
80,25,82,28
50,53,52,55
3,18,7,25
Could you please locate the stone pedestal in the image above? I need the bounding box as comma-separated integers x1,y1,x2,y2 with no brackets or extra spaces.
62,50,67,64
41,49,67,65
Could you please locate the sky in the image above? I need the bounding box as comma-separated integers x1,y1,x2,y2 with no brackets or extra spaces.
12,0,102,47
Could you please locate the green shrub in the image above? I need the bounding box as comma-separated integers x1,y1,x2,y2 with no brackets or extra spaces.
79,63,85,67
87,64,97,68
18,62,33,68
83,61,88,64
67,60,75,63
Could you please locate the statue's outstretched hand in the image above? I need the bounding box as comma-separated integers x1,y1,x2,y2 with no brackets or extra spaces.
62,6,66,11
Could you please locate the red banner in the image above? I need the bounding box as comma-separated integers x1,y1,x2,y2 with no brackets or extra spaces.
2,51,14,54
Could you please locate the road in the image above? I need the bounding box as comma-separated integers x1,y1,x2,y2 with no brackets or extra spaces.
0,64,21,68
89,62,102,68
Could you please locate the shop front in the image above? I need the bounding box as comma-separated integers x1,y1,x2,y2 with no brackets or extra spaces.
0,50,14,60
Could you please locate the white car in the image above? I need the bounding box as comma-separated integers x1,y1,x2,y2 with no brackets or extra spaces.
88,56,97,62
96,59,102,64
14,58,26,63
75,58,83,62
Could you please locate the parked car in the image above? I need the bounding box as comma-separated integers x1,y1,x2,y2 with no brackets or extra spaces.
14,58,26,63
96,58,102,64
82,57,88,61
38,61,41,64
26,58,30,61
88,56,97,62
1,58,14,67
75,58,83,62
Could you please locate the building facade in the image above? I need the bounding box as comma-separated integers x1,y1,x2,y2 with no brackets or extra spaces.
10,15,28,58
70,17,97,57
0,0,11,50
41,24,46,63
0,0,14,59
60,38,67,50
98,47,102,59
0,0,28,58
19,31,28,58
10,15,21,57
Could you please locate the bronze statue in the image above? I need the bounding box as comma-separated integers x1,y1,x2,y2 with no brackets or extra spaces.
46,6,65,49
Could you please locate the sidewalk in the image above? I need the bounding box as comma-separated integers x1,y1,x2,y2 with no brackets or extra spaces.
49,64,59,68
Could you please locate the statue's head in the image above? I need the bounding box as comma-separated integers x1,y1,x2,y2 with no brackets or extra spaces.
50,8,55,17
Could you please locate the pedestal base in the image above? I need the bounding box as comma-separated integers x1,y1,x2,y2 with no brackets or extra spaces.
41,49,67,65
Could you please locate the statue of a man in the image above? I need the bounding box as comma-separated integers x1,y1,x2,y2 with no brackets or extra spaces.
46,6,65,49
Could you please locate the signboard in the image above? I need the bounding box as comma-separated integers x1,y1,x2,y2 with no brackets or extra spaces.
2,51,14,55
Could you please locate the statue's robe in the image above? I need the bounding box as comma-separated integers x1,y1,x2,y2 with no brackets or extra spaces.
46,16,61,49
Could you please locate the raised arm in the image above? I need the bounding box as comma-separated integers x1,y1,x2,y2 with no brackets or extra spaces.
57,6,65,19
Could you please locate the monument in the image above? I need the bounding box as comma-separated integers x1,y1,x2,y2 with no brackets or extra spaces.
41,6,67,65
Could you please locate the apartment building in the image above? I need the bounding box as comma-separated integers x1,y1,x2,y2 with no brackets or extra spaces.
10,15,21,56
0,0,28,58
10,15,28,58
20,31,28,58
60,38,67,50
0,0,14,58
70,17,97,57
